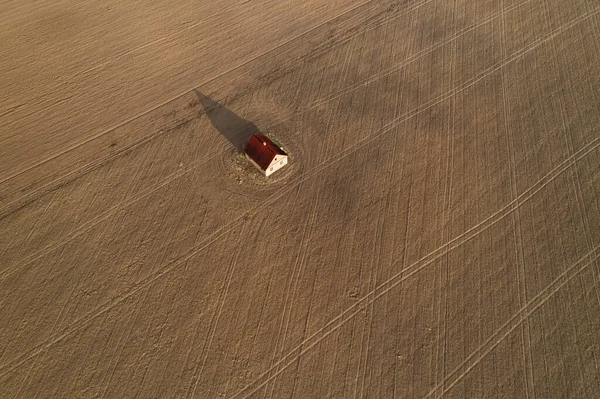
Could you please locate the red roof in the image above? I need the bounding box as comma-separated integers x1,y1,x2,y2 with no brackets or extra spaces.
244,135,287,171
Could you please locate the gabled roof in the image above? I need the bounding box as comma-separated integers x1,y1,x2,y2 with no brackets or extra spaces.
244,135,287,171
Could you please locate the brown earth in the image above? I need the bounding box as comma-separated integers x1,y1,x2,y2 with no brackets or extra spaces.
1,0,599,397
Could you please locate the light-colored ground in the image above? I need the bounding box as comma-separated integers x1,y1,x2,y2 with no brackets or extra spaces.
1,0,599,397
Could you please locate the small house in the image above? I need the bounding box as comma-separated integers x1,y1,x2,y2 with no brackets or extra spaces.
244,135,288,177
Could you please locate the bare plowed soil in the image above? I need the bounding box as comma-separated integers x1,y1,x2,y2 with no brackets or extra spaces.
1,0,599,397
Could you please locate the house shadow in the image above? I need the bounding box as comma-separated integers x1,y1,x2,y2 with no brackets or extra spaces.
194,89,260,151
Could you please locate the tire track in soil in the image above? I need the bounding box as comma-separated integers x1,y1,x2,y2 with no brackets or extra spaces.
498,0,535,396
14,260,126,396
433,0,457,392
389,122,413,398
134,283,182,398
540,0,600,309
289,212,330,399
0,116,207,220
264,49,350,396
229,133,600,399
0,0,467,275
9,189,58,260
0,0,524,220
389,12,421,398
539,2,600,390
368,17,415,398
0,0,531,267
0,7,597,385
424,246,600,398
0,0,412,187
186,222,248,399
353,16,406,396
584,6,600,309
97,289,152,399
219,203,290,397
0,151,219,282
224,187,306,397
531,4,596,394
18,264,123,394
264,170,321,399
355,92,400,399
77,0,233,77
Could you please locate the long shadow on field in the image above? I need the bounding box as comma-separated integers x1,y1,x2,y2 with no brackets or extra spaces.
194,89,260,151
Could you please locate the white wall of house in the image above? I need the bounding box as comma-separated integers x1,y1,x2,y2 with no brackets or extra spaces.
265,155,288,177
245,154,288,176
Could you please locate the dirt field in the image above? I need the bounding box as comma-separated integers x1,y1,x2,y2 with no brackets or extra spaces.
1,0,599,397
